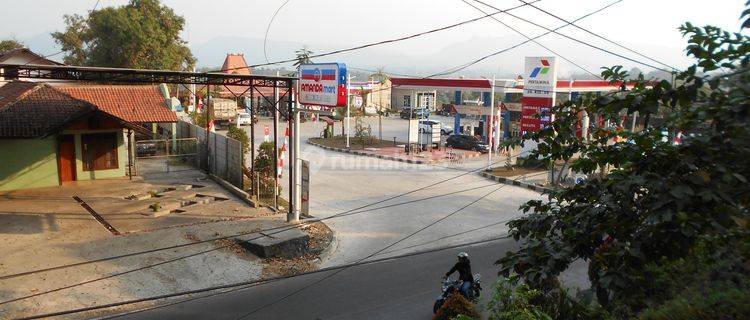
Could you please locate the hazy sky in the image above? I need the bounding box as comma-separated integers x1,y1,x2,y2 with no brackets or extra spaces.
1,0,746,76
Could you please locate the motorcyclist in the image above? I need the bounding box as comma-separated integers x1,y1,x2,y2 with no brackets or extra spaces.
444,252,474,298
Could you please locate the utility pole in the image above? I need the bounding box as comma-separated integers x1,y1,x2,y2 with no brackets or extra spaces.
205,83,211,173
249,88,257,201
287,80,296,222
292,79,301,222
273,72,279,210
487,75,495,170
346,74,353,148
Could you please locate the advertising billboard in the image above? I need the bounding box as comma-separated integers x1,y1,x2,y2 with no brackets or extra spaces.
521,57,557,134
298,63,348,107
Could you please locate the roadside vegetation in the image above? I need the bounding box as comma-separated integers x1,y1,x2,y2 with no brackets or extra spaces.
486,7,750,320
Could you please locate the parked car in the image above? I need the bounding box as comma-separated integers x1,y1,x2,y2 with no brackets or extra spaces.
236,112,257,126
400,107,430,119
419,119,453,135
446,134,489,153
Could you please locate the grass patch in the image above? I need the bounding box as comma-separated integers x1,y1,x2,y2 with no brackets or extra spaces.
309,136,405,150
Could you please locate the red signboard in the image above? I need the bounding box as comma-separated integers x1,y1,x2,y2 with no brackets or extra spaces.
521,96,553,134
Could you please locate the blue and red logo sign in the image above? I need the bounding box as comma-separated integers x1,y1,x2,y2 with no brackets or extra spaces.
529,59,550,78
301,68,337,82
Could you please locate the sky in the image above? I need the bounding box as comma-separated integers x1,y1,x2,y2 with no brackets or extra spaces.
1,0,746,78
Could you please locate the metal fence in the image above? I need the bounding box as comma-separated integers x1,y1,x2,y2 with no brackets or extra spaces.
135,138,198,175
176,121,244,189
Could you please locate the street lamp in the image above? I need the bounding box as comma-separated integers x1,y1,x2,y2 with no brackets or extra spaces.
346,74,357,148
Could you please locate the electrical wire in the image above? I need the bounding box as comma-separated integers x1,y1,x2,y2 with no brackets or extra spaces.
516,0,678,71
459,0,601,79
263,0,293,64
210,0,542,73
0,156,526,302
471,0,671,73
22,235,512,320
427,0,622,78
233,184,506,319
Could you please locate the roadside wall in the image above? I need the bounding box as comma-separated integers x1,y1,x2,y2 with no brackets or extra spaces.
0,138,59,191
176,121,243,189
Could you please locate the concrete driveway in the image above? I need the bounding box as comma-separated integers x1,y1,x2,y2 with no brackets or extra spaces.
238,115,541,267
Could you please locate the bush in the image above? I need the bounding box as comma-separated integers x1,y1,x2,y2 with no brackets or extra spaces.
638,284,750,320
515,155,546,169
253,141,281,198
486,276,611,320
227,126,250,163
433,293,480,320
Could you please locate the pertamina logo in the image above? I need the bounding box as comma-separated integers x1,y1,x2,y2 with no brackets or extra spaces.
529,59,550,78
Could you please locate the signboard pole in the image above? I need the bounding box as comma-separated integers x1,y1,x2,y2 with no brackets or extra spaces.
273,72,279,210
346,74,351,148
488,75,495,170
288,80,296,222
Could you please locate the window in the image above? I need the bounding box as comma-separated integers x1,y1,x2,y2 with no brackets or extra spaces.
403,95,411,108
82,132,119,171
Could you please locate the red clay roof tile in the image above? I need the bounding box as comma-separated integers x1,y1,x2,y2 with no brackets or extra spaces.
57,85,177,123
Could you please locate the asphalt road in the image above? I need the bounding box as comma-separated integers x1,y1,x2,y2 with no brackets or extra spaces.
115,237,518,320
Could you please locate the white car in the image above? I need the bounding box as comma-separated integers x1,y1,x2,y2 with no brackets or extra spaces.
419,119,453,135
236,112,255,126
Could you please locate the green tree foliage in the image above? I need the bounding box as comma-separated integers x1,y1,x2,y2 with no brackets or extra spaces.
433,293,480,320
0,39,25,51
293,46,313,67
253,141,280,198
497,8,750,318
353,115,372,148
51,0,195,69
227,126,250,163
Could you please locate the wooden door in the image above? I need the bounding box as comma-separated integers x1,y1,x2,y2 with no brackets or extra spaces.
59,135,76,182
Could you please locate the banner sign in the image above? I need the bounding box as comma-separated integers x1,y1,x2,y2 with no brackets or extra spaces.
521,57,557,134
298,63,348,107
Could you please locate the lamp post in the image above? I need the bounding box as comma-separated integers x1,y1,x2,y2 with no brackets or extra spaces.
346,74,356,148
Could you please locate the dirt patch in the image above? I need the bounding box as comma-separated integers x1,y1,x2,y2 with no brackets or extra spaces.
310,137,405,150
261,221,333,278
489,166,546,178
184,232,200,242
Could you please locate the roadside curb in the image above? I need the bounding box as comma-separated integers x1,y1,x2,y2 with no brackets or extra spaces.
479,171,551,193
307,140,483,164
207,174,258,207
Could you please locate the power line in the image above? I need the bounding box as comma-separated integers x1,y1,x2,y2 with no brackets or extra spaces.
263,0,293,64
427,0,623,78
210,0,542,73
21,235,512,320
471,0,671,73
233,184,506,319
0,156,527,305
516,0,678,71
459,0,601,79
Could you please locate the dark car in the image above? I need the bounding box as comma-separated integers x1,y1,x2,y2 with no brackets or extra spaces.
400,108,430,119
446,135,489,153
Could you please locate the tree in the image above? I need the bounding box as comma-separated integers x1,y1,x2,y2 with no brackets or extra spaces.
227,126,250,163
253,141,281,198
51,0,195,70
497,7,750,318
0,39,25,51
293,46,313,67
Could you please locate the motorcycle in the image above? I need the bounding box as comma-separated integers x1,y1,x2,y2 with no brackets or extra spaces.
433,273,482,314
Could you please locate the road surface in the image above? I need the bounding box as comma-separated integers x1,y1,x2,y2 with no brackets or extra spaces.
114,237,517,320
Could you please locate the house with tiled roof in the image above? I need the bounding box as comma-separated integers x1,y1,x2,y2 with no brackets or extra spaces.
0,82,152,191
0,48,64,82
218,53,252,99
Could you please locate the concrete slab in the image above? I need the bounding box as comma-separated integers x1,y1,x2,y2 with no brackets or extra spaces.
239,227,310,259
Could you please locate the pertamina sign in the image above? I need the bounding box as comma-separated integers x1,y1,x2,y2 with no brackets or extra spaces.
298,63,348,107
521,57,557,134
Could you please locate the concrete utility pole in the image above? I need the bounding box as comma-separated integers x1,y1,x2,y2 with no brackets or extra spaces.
288,80,296,222
250,88,257,200
487,75,495,170
346,74,355,148
205,83,211,173
291,79,301,222
273,72,279,210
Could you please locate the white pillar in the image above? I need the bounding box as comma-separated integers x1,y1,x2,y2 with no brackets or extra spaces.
346,74,351,148
293,82,302,220
488,76,495,170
